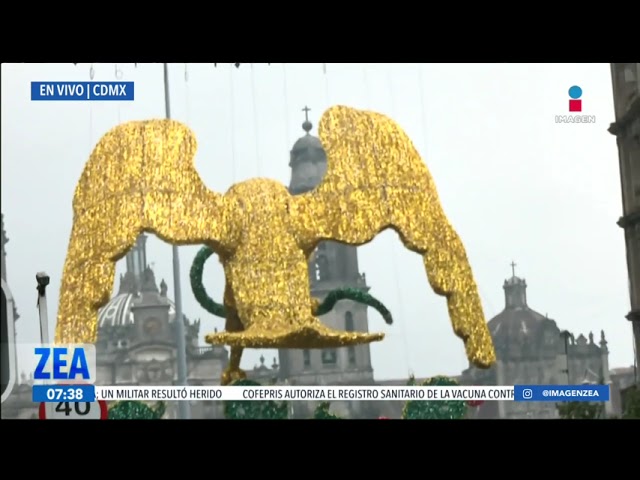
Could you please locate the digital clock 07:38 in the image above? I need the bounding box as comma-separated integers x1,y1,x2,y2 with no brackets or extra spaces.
32,384,95,403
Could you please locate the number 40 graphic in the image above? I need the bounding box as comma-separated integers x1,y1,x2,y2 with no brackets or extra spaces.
57,402,90,415
39,400,108,420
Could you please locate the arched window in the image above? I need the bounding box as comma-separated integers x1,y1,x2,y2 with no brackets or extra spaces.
345,311,354,331
303,350,311,368
322,349,337,365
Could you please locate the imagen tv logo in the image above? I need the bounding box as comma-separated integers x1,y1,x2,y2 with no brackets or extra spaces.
555,85,596,124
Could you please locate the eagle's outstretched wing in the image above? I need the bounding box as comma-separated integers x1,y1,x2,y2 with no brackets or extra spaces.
291,106,495,368
55,120,231,344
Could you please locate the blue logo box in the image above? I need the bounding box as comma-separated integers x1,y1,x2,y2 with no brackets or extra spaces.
515,385,610,402
31,82,134,101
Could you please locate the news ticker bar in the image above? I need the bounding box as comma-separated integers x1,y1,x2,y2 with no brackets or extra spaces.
31,82,134,101
32,385,610,403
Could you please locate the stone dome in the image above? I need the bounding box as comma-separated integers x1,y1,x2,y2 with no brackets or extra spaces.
488,304,556,343
487,274,562,358
291,133,323,153
97,292,176,328
97,265,176,329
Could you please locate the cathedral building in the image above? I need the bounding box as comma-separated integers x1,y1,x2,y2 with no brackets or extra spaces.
461,267,612,419
271,109,379,419
93,235,229,419
608,63,640,370
1,232,229,419
279,108,374,417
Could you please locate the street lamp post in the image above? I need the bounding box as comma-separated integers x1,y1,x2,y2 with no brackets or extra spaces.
163,63,191,420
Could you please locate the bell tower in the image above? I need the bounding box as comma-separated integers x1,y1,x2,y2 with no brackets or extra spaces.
278,107,375,397
119,235,148,294
503,262,527,310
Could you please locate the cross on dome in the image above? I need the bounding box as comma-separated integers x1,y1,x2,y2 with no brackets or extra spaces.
302,106,312,134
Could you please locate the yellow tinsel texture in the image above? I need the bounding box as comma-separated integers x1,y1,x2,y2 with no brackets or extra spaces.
55,106,495,370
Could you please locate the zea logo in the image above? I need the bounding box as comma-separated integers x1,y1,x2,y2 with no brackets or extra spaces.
32,344,97,383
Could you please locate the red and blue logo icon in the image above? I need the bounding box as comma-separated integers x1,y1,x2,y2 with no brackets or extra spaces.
569,85,582,112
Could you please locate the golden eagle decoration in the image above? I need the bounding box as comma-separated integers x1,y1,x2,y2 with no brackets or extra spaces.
55,105,496,385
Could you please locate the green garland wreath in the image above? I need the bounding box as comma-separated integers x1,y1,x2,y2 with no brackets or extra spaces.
313,402,342,419
402,376,468,420
224,379,289,419
109,401,166,420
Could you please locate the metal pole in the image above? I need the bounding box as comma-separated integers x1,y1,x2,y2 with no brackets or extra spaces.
36,272,50,345
36,272,52,416
496,360,506,419
163,63,191,420
36,272,53,416
561,331,571,384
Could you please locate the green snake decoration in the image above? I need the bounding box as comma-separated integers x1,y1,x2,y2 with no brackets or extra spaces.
224,379,289,419
189,246,394,324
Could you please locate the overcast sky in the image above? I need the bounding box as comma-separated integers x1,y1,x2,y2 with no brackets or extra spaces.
1,62,633,381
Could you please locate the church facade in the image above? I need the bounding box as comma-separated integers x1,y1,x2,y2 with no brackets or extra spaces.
461,269,613,418
92,235,229,419
1,233,230,419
